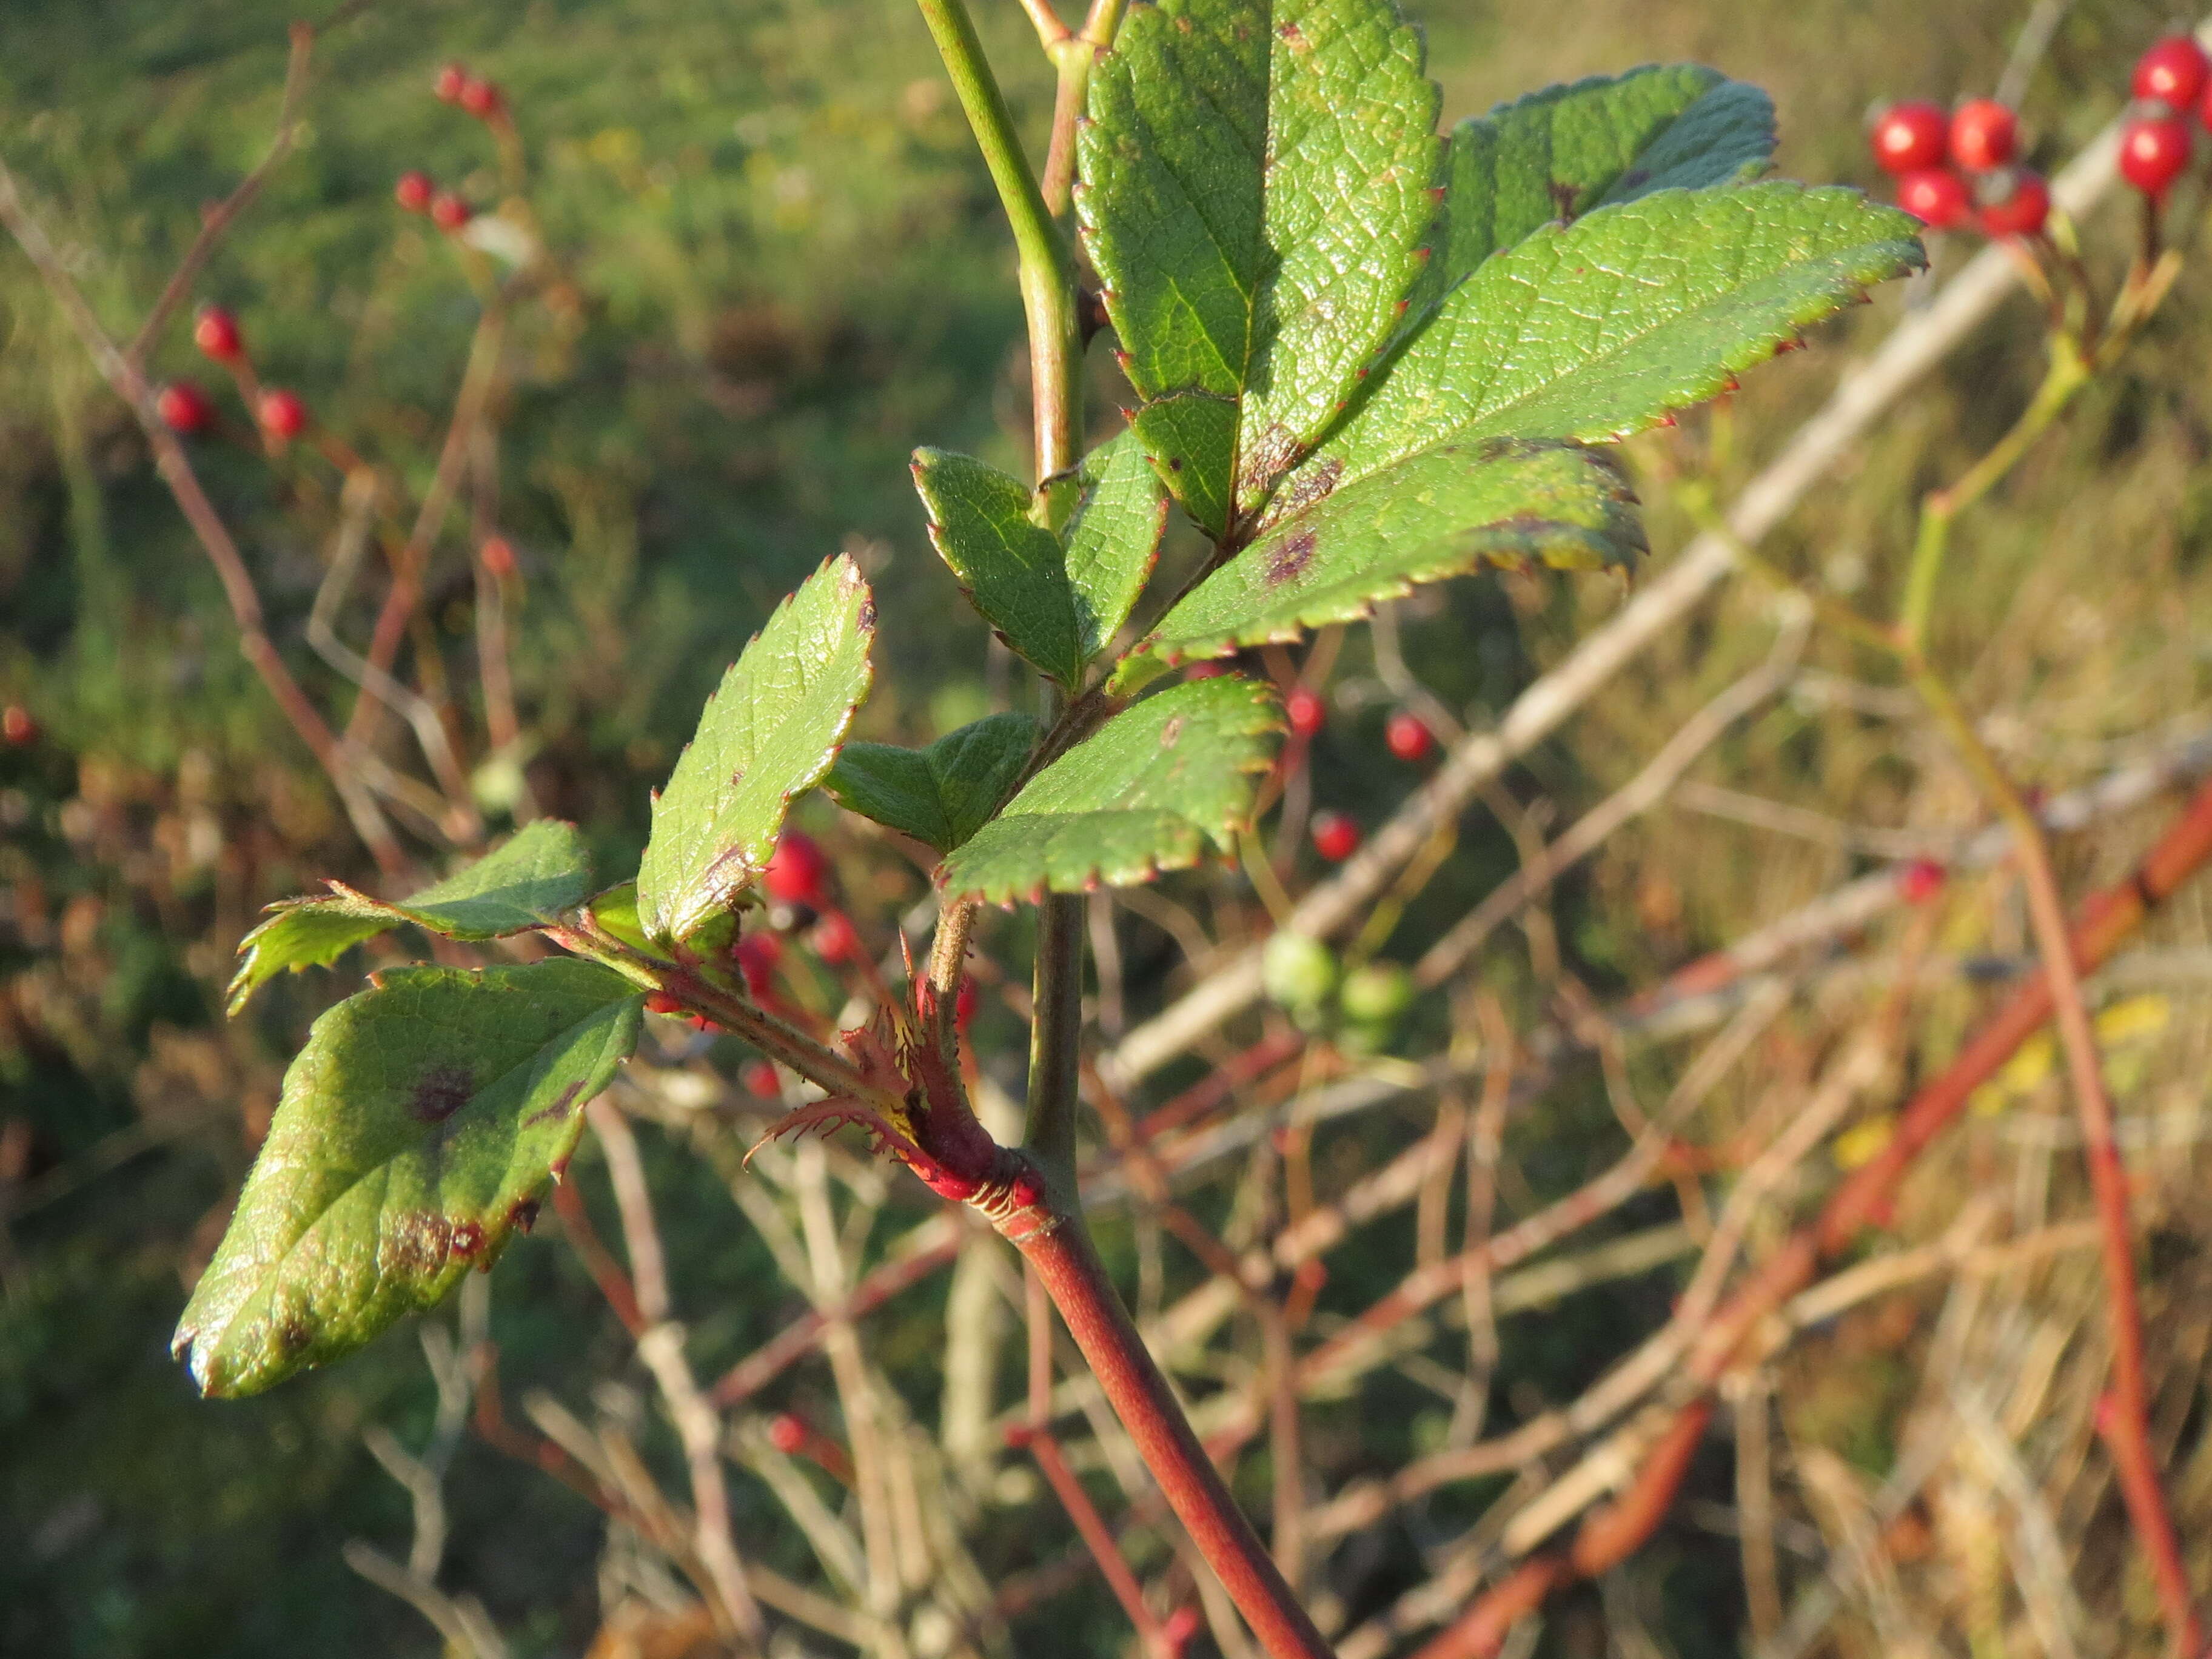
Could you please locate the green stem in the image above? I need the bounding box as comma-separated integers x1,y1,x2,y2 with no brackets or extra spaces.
1899,332,2086,651
913,0,1081,477
1039,0,1130,221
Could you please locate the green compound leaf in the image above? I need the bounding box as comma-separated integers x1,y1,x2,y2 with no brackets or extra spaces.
1425,65,1775,303
226,819,595,1014
1081,0,1438,530
1276,184,1924,512
1063,432,1171,656
939,677,1282,904
826,712,1041,851
1130,438,1642,672
175,960,643,1398
636,554,874,945
913,449,1086,687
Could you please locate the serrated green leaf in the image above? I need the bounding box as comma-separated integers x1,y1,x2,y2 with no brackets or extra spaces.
938,677,1281,903
913,449,1086,686
826,712,1041,850
226,819,595,1014
636,555,874,945
1427,65,1775,301
1273,183,1923,514
175,960,643,1398
1130,438,1641,672
1064,432,1170,655
1081,0,1438,531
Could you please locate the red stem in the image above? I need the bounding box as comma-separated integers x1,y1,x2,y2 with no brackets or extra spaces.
1013,1217,1333,1659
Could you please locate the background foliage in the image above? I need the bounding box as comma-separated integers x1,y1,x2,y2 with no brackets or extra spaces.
4,0,2212,1654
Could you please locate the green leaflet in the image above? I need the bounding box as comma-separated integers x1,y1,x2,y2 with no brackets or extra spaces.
635,554,874,945
938,677,1281,904
913,449,1086,687
1272,184,1924,514
1427,65,1776,301
826,712,1041,850
1062,431,1170,656
1127,438,1642,674
175,960,643,1398
1081,0,1438,530
226,819,595,1014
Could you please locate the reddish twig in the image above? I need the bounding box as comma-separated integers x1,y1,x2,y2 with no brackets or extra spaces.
124,22,318,374
0,159,411,880
1433,773,2212,1649
549,1175,648,1338
1012,1422,1172,1655
708,1220,965,1407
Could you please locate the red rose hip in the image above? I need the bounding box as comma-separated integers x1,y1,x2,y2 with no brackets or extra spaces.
1384,711,1433,762
1895,167,1969,227
1949,99,2018,171
429,190,473,232
811,910,859,964
193,305,242,362
458,76,502,119
1898,858,1946,906
1311,811,1360,862
155,381,213,435
1869,101,1948,174
2134,36,2208,109
478,535,517,580
1284,686,1326,739
763,831,829,905
394,170,434,213
2119,113,2193,195
766,1412,808,1453
1976,168,2049,238
2,705,35,746
434,62,468,102
256,387,307,441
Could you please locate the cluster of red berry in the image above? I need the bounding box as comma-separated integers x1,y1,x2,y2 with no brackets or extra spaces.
1874,35,2209,233
2117,35,2210,196
153,304,309,444
1276,685,1433,863
392,62,508,231
1869,96,2045,234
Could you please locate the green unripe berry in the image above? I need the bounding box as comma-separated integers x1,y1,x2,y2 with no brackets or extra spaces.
1262,931,1338,1011
1339,961,1414,1025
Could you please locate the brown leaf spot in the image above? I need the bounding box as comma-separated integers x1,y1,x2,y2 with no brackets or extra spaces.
525,1081,586,1127
273,1313,314,1358
507,1196,541,1235
858,596,877,630
1272,457,1342,520
409,1065,473,1124
1158,715,1185,749
383,1212,454,1278
1277,19,1308,49
1264,531,1318,589
449,1219,488,1259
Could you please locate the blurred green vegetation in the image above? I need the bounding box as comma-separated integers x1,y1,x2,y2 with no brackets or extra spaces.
4,0,2210,1654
